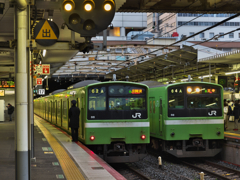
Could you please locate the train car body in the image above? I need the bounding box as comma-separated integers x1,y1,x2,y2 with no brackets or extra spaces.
34,81,149,163
142,81,224,158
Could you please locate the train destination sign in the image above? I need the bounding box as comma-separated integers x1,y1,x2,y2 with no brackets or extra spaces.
34,20,59,46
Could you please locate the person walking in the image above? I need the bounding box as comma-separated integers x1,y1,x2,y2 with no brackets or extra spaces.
234,99,239,131
69,100,80,142
6,103,14,121
224,99,228,130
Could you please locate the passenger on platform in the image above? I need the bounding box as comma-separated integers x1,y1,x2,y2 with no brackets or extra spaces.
69,100,80,142
228,100,235,123
234,100,240,131
224,100,228,130
6,103,14,121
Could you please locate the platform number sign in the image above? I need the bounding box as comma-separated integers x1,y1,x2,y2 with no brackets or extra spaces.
38,89,45,95
170,88,183,94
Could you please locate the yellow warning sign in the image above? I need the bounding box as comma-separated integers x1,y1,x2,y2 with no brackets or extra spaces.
36,20,57,40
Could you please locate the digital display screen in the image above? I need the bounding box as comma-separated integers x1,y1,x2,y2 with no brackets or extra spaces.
89,87,105,94
129,89,143,94
186,86,218,94
169,88,183,94
108,85,146,96
0,81,15,88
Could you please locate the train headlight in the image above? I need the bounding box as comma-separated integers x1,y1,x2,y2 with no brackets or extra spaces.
63,0,75,11
90,136,95,141
141,135,146,140
187,87,192,93
103,0,114,11
195,87,200,93
83,0,95,12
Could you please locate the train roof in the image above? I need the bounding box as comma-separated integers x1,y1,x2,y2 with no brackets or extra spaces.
139,81,223,88
51,89,66,95
68,80,100,89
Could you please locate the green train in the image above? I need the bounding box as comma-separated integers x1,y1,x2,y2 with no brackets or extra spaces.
141,81,224,158
34,80,149,163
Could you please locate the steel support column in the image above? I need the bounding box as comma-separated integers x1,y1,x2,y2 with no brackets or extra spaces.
15,5,29,180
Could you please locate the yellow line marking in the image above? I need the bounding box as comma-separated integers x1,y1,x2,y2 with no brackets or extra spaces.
35,116,85,180
224,132,240,136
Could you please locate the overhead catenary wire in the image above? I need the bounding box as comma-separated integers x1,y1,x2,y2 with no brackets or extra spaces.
108,13,240,71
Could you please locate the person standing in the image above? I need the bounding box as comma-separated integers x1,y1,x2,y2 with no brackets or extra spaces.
224,99,228,130
234,99,239,131
6,103,14,121
69,100,80,142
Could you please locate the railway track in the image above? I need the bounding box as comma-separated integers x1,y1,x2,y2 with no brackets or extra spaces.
182,160,240,180
112,163,151,180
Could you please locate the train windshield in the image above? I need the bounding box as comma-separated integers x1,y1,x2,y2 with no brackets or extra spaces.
168,84,222,117
88,84,147,120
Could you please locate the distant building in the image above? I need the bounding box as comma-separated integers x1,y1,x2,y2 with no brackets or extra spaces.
145,13,240,51
95,13,147,41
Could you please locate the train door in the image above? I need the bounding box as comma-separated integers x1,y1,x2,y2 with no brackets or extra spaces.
81,97,85,139
159,98,163,135
149,97,155,132
50,101,52,122
67,99,70,130
57,100,62,126
44,101,47,119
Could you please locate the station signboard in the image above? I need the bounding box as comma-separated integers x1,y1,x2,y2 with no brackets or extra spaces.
34,20,59,46
36,78,42,85
38,89,45,95
34,64,50,75
0,90,4,96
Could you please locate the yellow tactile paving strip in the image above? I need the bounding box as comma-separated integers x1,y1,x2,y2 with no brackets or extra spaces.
225,132,240,137
35,116,85,180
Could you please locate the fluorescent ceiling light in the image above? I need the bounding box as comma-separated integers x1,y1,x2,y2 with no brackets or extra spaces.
225,71,240,75
43,49,46,57
181,78,192,81
44,76,48,79
198,74,212,78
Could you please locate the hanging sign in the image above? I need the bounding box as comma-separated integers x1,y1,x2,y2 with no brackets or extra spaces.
36,78,42,85
34,20,59,46
0,90,4,96
34,64,50,75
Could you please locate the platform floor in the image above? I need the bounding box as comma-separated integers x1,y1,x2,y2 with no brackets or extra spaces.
0,120,65,180
0,116,126,180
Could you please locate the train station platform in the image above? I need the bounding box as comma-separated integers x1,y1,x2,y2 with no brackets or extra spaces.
0,115,126,180
222,121,240,166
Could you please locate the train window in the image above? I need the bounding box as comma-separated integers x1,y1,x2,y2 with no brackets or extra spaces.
168,87,184,109
63,101,66,115
109,97,146,110
187,97,220,109
89,87,106,110
169,95,184,109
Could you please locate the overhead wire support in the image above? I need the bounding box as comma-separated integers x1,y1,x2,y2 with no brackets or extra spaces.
109,13,240,70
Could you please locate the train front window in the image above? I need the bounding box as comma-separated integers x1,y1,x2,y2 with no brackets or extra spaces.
88,87,106,110
88,84,147,120
187,97,220,108
168,87,184,109
109,97,146,110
